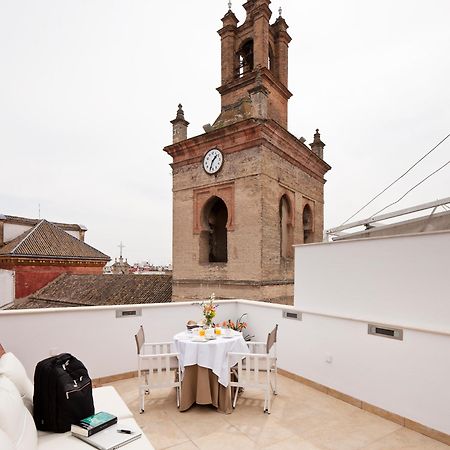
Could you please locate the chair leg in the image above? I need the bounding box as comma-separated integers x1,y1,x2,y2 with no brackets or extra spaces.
176,386,180,408
233,385,239,408
139,386,145,413
273,365,278,395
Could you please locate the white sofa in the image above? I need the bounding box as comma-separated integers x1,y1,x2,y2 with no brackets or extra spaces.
0,352,154,450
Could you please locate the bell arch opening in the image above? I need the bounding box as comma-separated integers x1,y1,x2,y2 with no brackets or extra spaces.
237,39,254,78
199,196,228,263
279,195,293,258
303,204,314,243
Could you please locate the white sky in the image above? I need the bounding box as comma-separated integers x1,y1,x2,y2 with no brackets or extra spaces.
1,1,449,265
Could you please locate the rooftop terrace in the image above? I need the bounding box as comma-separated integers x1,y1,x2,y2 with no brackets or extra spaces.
1,231,449,448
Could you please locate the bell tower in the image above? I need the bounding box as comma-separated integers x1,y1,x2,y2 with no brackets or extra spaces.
164,0,331,304
217,0,291,128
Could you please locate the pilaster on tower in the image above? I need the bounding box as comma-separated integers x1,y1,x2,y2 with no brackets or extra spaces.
218,11,239,85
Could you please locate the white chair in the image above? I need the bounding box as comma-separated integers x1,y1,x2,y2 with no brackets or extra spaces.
228,324,278,414
134,326,181,413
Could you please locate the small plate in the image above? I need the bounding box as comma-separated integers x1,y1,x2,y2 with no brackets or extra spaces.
192,337,207,342
205,335,217,340
221,335,234,339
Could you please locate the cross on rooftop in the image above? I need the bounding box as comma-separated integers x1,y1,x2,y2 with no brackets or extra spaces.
118,241,125,259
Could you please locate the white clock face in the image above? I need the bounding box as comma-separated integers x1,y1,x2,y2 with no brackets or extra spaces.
203,148,223,174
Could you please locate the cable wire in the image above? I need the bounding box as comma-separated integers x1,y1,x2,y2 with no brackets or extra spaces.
340,132,450,226
370,158,450,217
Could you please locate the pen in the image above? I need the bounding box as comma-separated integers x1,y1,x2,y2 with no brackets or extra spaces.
117,429,132,434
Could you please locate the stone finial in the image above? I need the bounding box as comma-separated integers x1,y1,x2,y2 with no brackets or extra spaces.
176,104,185,120
170,103,189,144
228,0,232,11
310,128,326,159
279,6,282,17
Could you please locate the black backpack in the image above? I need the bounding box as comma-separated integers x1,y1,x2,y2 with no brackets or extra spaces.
33,353,94,432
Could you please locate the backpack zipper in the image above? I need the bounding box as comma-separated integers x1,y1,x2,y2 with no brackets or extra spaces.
65,379,91,399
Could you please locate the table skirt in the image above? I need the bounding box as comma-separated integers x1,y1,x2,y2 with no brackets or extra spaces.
179,365,232,414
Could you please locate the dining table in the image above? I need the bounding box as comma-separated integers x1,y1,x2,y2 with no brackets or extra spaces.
173,329,249,413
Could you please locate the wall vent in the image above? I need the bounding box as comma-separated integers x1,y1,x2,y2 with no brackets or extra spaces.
282,310,302,321
368,324,403,340
116,308,142,318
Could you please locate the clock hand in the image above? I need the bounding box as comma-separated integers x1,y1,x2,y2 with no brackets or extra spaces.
210,155,217,170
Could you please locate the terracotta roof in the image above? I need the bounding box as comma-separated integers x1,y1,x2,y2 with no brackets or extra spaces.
0,214,86,232
0,220,109,261
8,273,173,309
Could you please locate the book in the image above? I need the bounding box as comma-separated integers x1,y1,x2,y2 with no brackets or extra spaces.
72,422,142,450
71,411,118,437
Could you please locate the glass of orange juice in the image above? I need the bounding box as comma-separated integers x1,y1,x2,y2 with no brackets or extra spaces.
214,327,221,335
199,328,205,337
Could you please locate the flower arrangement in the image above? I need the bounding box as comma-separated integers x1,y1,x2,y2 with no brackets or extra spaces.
200,293,217,328
221,313,253,341
222,313,247,332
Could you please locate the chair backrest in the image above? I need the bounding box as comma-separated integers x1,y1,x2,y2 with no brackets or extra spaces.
266,324,278,354
134,326,145,355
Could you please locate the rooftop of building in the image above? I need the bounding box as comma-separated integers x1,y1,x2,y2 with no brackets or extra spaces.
8,273,172,309
0,219,109,261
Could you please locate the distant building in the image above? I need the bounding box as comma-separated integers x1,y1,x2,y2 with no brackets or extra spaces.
8,273,172,309
109,241,132,274
0,215,110,299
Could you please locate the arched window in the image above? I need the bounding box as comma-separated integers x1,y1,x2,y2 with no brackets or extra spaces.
268,45,275,73
199,197,228,263
279,195,293,258
237,40,254,78
303,204,313,243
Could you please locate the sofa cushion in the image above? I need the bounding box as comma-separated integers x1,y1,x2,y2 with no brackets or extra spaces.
0,352,34,414
0,429,15,450
0,375,38,450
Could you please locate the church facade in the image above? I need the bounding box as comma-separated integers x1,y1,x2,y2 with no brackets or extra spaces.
164,0,330,304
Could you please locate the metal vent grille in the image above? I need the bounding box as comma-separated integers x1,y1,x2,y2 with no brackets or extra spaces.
282,310,302,321
116,308,142,318
368,324,403,340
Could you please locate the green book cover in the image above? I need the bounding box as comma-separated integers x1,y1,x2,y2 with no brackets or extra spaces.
71,411,117,436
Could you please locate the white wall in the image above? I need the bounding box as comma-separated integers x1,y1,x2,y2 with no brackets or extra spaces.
0,269,14,307
0,301,238,380
294,231,450,333
3,223,30,243
287,231,450,434
0,294,449,434
3,222,81,243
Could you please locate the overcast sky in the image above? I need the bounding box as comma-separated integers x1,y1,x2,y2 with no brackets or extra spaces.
1,1,449,265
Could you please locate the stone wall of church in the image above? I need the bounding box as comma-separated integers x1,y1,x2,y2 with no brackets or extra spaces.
172,146,264,294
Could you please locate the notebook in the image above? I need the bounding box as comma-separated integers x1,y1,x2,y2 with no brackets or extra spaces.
72,422,142,450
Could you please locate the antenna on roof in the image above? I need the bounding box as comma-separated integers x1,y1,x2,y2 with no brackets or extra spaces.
38,203,41,219
228,1,232,11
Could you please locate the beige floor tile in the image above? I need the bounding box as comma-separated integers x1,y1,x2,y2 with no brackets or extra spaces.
139,419,190,450
165,441,199,450
360,427,450,450
300,409,402,450
192,429,255,449
172,408,235,441
262,436,324,450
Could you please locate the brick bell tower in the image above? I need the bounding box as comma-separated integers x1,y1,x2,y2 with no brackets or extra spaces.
164,0,330,304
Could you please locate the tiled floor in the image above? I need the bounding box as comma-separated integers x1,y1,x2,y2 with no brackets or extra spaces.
107,375,448,450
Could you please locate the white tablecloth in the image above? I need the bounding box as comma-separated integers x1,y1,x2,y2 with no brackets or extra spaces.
173,330,249,387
